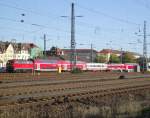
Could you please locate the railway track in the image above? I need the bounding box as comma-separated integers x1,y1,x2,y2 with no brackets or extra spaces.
0,77,140,96
0,84,149,118
0,77,150,107
0,73,118,81
0,74,150,89
0,72,146,81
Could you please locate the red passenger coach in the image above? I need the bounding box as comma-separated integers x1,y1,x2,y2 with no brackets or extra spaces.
34,59,58,71
58,60,87,71
57,60,70,71
108,64,125,72
6,59,34,72
107,63,139,72
124,64,140,72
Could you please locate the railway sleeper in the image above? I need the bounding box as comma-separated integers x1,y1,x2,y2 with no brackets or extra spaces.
1,84,150,107
79,88,142,98
29,91,33,94
52,98,64,105
69,86,150,101
63,96,69,103
3,94,10,96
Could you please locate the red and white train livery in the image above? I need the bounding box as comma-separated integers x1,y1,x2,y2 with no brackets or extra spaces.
6,59,140,72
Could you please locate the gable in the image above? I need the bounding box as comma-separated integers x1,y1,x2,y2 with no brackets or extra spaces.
6,44,14,54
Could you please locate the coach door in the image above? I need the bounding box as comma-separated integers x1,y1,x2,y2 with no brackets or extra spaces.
63,64,67,71
37,63,40,70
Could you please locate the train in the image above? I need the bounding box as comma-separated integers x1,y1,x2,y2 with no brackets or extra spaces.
6,59,140,73
6,59,33,72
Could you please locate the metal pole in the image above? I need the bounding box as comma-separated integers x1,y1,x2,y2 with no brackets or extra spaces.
143,21,147,72
91,43,93,62
44,34,46,58
71,3,76,70
121,48,123,64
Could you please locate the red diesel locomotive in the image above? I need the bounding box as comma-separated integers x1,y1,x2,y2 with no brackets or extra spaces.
6,59,34,72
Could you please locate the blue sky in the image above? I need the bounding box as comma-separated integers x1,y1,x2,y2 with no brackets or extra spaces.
0,0,150,55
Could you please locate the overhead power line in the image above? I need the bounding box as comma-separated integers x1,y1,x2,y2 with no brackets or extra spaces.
0,26,42,34
135,0,150,11
75,3,140,26
0,15,138,45
0,17,98,39
64,0,140,25
0,0,141,44
0,1,140,32
0,16,69,33
0,16,93,39
0,0,139,36
0,2,96,30
0,2,61,21
0,16,19,23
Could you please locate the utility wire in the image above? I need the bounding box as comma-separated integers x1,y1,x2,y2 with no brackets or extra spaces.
135,0,150,11
63,0,140,25
0,26,42,34
0,16,93,39
0,16,70,33
0,2,96,30
0,1,138,33
76,3,140,26
0,26,69,45
0,16,19,23
0,16,137,45
0,1,140,45
0,2,61,21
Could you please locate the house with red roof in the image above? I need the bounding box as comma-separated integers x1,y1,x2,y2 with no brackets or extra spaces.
61,49,97,62
98,49,141,63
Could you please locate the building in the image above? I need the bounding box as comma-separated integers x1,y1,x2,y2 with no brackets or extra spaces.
30,47,43,59
61,49,97,62
0,41,38,67
98,49,141,63
125,51,141,59
98,49,122,62
45,47,64,57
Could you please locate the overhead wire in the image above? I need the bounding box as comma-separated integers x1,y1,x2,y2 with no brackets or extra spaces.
134,0,150,16
0,1,101,46
0,16,90,40
75,3,140,26
0,2,94,37
0,16,69,42
0,0,135,34
0,2,60,21
139,0,150,9
0,23,69,45
63,0,140,25
0,0,142,49
0,26,42,34
0,16,19,23
0,16,69,32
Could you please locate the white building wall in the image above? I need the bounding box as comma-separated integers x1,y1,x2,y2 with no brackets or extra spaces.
0,44,31,67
